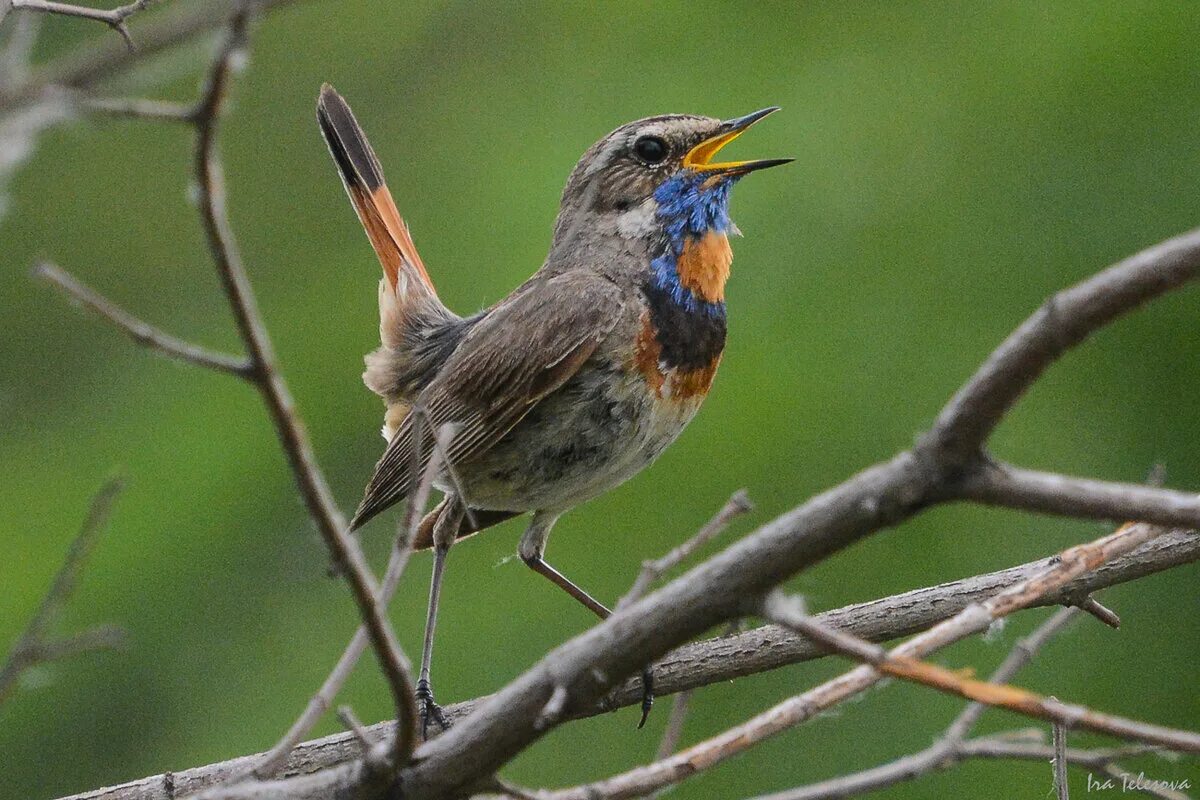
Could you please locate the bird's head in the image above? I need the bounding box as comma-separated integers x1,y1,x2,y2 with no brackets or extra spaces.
554,108,790,249
553,109,789,312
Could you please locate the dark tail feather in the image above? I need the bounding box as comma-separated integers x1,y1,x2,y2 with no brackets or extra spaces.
317,83,386,193
315,83,438,295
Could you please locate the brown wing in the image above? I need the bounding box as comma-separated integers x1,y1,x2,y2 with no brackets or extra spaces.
348,272,624,531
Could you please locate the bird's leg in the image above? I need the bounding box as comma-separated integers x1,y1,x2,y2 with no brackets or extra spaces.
519,511,655,727
417,494,464,739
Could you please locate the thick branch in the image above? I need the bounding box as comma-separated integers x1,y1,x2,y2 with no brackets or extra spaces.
35,261,252,377
918,225,1200,467
54,527,1198,800
958,461,1200,528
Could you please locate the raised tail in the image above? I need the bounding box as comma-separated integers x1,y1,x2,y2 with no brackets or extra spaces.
317,84,448,338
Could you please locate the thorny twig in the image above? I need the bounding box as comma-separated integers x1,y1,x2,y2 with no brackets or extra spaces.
0,478,126,705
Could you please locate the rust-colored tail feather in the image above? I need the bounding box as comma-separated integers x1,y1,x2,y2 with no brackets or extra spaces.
316,83,437,296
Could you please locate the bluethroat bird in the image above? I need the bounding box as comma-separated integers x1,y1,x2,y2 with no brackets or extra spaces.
317,84,789,735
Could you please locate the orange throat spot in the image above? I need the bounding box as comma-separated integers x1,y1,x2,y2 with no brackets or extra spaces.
676,231,732,304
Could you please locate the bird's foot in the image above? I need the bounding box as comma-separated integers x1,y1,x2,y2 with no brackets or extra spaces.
416,678,450,739
638,665,655,729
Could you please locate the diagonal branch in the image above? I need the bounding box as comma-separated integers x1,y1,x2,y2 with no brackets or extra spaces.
242,433,446,779
188,5,417,768
34,261,252,378
764,594,1200,752
0,478,126,705
918,225,1200,468
747,608,1083,800
618,490,752,610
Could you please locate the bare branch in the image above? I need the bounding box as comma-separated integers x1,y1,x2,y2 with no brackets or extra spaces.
956,461,1200,529
7,0,157,50
1053,708,1070,800
0,0,303,113
538,522,1187,800
918,226,1200,468
1075,595,1121,629
243,437,444,778
765,593,1200,752
58,527,1198,800
0,478,124,704
78,93,196,121
34,261,252,377
187,4,418,768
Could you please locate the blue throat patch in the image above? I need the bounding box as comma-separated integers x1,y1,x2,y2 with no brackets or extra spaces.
649,172,735,316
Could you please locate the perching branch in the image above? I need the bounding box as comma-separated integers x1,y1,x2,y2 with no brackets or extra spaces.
0,478,126,705
55,526,1199,800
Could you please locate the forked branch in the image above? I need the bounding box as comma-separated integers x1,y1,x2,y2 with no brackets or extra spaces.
0,478,126,706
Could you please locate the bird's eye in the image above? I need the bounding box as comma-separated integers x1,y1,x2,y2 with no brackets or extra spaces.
633,136,668,165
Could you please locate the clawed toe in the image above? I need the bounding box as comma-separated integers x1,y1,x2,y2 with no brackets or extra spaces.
638,665,655,729
416,679,450,739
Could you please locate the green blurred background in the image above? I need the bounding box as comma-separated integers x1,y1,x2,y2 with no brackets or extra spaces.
2,2,1198,797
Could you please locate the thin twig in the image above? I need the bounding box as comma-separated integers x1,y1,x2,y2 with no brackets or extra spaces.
766,594,1200,751
8,0,157,50
79,93,196,121
244,435,444,778
0,478,125,705
34,261,252,377
1074,595,1121,629
1052,708,1070,800
188,3,419,768
618,490,753,610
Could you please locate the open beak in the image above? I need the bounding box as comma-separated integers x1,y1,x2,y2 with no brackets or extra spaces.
682,107,792,176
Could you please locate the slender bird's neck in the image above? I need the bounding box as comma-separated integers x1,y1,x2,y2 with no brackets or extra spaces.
649,173,736,316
